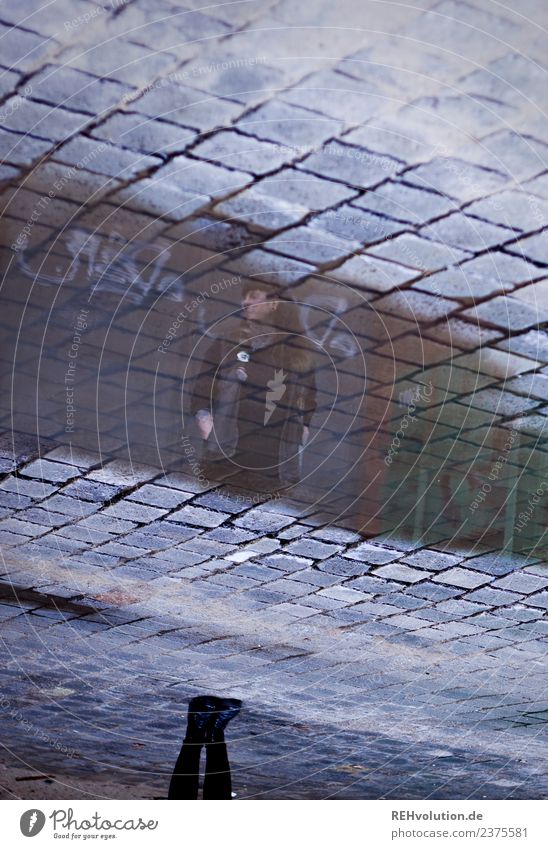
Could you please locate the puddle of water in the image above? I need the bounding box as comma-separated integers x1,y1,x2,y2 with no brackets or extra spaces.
1,217,546,557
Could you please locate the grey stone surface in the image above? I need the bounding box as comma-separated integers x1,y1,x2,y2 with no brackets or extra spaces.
1,0,548,803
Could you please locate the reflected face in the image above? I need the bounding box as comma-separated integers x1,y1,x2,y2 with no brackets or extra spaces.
242,289,278,322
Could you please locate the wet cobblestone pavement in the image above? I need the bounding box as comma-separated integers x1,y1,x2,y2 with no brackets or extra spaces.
0,437,547,798
0,0,547,799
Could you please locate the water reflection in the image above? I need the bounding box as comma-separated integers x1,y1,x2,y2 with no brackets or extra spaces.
0,216,546,557
168,696,241,801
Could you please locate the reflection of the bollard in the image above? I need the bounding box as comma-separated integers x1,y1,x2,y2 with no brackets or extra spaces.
168,696,242,800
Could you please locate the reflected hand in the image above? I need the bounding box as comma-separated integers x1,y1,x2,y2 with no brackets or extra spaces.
196,411,214,440
302,426,310,446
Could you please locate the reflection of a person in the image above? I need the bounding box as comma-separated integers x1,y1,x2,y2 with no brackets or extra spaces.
168,696,241,800
191,282,317,484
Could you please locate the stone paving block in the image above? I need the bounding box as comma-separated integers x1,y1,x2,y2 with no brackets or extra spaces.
368,233,471,273
100,501,168,523
127,484,193,509
87,461,159,487
234,510,295,532
236,98,344,148
282,69,382,124
152,156,252,200
116,531,176,552
454,347,539,379
0,516,50,537
281,568,346,589
222,246,314,284
16,506,68,527
378,591,428,610
182,538,234,557
343,542,401,564
330,253,419,293
268,601,318,619
494,572,548,594
472,613,517,631
402,549,462,572
230,562,281,582
121,5,230,51
167,505,229,527
460,296,541,332
464,587,523,608
264,226,358,266
384,614,429,631
501,414,548,437
246,166,358,212
28,65,132,116
283,538,341,560
415,267,510,301
186,55,291,106
420,213,514,252
0,476,56,499
193,490,256,514
463,131,548,183
511,281,548,320
0,529,31,545
53,136,161,179
374,563,430,584
523,171,548,201
79,514,138,535
261,553,313,572
56,525,115,546
262,577,314,597
206,572,258,590
299,592,348,610
311,205,405,245
0,22,54,72
19,459,79,484
59,479,122,503
0,127,52,171
405,157,508,203
277,524,309,541
463,553,529,577
459,388,539,417
0,69,20,101
132,82,245,132
242,586,287,605
91,112,194,157
353,181,454,224
40,495,100,518
154,472,211,493
317,585,368,604
314,556,365,577
2,97,89,142
214,184,309,230
192,130,295,175
43,446,101,470
507,232,548,266
310,526,361,544
205,527,256,544
433,568,492,590
298,140,401,188
110,178,206,221
467,190,548,233
502,606,544,622
346,575,402,595
151,546,208,567
60,39,178,86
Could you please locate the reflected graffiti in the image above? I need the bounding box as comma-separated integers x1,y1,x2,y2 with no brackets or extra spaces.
16,228,186,304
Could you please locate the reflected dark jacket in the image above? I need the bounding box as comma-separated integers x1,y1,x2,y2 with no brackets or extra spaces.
190,318,317,464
